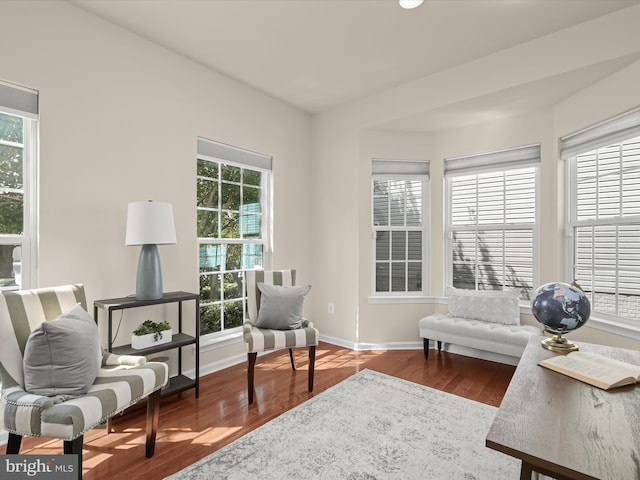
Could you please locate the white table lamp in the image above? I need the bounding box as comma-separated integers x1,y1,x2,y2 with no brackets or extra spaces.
125,201,177,300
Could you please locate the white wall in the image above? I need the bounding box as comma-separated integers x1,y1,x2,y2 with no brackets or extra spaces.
1,0,313,368
312,5,640,351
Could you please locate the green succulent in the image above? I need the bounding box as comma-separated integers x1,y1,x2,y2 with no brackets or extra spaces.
133,320,172,342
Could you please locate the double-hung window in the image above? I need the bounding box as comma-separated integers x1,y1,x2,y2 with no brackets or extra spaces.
0,82,38,291
445,144,540,300
196,137,271,338
562,108,640,328
372,159,429,296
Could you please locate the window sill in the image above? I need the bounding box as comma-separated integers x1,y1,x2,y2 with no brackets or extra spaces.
200,330,243,352
582,315,640,342
368,295,446,305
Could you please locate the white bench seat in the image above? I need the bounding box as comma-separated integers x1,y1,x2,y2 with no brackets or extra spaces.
419,313,540,360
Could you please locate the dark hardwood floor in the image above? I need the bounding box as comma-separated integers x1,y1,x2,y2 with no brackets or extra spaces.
16,342,515,479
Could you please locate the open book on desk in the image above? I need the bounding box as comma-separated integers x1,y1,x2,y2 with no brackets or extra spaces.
538,351,640,390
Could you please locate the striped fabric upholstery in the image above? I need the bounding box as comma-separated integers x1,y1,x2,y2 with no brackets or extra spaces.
243,270,319,353
0,285,168,441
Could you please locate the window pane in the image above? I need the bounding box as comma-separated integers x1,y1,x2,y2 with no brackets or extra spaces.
391,263,406,292
199,272,220,302
221,164,241,182
220,211,239,238
408,231,422,261
373,194,389,226
406,181,422,226
391,231,406,260
408,263,421,292
224,300,244,329
197,210,218,238
376,263,389,292
197,158,218,179
243,185,260,205
0,244,21,290
244,169,261,187
225,244,242,270
197,177,218,208
200,303,221,335
221,182,241,210
389,180,405,226
243,244,263,269
199,244,222,271
0,191,23,234
376,231,390,261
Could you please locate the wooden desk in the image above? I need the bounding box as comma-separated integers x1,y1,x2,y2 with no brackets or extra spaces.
486,336,640,480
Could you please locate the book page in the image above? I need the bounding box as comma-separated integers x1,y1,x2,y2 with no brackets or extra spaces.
539,354,636,389
572,351,640,381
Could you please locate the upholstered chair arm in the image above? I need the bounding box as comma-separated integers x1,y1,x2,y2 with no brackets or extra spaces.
1,386,58,436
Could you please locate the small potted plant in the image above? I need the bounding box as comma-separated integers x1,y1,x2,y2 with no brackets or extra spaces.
131,319,172,350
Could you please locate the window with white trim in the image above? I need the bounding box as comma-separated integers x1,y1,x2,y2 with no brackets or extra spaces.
562,108,640,326
197,137,271,337
445,145,539,300
372,160,429,295
0,82,38,291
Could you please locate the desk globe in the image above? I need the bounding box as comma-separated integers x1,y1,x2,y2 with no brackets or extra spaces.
531,282,591,352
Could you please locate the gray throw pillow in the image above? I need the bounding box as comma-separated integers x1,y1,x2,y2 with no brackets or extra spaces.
256,283,311,330
23,303,102,398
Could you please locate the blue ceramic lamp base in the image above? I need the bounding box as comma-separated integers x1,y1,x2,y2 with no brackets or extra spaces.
136,244,163,300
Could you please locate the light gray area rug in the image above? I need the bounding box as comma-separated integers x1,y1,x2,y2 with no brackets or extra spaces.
165,369,519,479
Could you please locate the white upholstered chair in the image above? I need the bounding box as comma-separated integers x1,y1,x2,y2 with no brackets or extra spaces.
0,284,168,476
243,269,319,404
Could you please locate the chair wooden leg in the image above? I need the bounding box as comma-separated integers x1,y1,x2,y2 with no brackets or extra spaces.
248,352,257,404
308,345,316,392
63,435,83,480
423,338,430,358
6,433,22,454
288,348,296,370
145,390,161,458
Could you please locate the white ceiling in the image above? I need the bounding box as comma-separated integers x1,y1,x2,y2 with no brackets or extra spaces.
70,0,639,131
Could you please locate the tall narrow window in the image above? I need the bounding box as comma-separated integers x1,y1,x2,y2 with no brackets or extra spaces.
562,109,640,326
445,144,539,300
0,82,38,291
197,137,271,337
372,160,429,295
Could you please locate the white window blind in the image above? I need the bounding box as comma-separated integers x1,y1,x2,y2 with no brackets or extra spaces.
372,159,429,295
445,145,539,299
563,111,640,324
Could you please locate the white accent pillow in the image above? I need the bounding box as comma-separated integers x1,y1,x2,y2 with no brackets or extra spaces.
446,287,521,325
256,283,311,330
23,303,102,398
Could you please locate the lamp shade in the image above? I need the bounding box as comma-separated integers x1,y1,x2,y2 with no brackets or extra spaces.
125,201,177,246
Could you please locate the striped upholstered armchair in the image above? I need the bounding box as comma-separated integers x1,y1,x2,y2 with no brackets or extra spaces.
0,284,168,474
243,270,319,404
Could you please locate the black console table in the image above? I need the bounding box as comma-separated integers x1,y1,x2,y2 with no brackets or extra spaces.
94,291,200,398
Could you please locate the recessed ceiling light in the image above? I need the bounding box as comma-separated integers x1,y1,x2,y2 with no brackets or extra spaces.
399,0,424,9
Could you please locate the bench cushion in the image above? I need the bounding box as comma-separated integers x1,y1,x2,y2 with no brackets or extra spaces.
447,287,520,325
